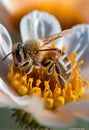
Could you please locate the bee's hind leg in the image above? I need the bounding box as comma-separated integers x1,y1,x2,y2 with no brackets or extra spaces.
55,63,66,89
57,74,66,89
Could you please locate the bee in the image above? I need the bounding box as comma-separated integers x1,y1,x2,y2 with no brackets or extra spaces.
2,29,72,88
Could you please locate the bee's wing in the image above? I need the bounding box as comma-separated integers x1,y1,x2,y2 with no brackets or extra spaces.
39,29,73,47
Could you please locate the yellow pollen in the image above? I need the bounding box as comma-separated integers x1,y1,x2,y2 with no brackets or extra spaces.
27,78,33,90
53,84,61,98
30,87,41,96
54,96,65,107
20,75,27,86
43,81,53,98
7,52,89,109
18,85,28,96
11,80,20,91
45,98,54,109
62,46,66,51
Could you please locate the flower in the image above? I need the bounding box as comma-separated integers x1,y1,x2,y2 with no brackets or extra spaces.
0,10,89,129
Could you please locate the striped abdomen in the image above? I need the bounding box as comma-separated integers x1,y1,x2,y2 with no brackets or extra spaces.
49,48,72,84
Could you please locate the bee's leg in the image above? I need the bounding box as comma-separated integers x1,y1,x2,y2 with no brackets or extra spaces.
42,59,52,67
48,63,55,73
55,64,66,89
46,63,55,81
20,61,33,74
20,61,29,70
58,74,66,89
35,63,41,69
25,65,33,74
42,59,55,81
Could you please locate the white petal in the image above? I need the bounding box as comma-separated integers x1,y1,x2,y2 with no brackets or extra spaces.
61,24,89,61
27,88,89,128
57,87,89,122
58,100,89,122
0,91,20,108
0,24,13,81
1,77,89,127
0,78,75,128
0,78,31,107
0,24,12,60
0,79,33,109
25,96,75,128
20,10,61,43
81,65,89,81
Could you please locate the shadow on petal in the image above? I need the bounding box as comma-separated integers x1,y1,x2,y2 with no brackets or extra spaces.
0,24,12,59
0,24,12,81
58,99,89,123
61,24,89,61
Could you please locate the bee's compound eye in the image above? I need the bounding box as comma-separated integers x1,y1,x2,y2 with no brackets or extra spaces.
17,44,22,49
16,50,22,63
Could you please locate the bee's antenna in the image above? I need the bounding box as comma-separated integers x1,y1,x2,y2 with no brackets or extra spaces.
1,52,13,62
37,48,57,52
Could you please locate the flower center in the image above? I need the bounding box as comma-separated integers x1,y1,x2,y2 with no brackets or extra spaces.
7,51,89,109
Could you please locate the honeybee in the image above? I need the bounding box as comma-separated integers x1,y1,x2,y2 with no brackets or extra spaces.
3,29,72,88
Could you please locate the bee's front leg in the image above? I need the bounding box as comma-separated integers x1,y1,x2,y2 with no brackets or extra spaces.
25,65,33,74
19,61,33,74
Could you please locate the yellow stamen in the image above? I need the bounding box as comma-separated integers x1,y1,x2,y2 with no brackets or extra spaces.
7,51,89,109
20,75,27,86
54,96,65,107
11,80,20,91
27,78,33,90
62,46,66,51
43,81,53,98
14,72,21,80
30,87,41,96
18,85,28,96
53,84,61,98
66,95,76,103
45,98,54,109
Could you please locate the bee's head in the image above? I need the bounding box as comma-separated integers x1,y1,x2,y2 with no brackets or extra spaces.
2,41,34,68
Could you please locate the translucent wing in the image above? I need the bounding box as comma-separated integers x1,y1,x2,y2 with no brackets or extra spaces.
40,29,73,47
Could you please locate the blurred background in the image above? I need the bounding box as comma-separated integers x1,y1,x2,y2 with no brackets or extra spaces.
0,0,89,129
1,0,89,35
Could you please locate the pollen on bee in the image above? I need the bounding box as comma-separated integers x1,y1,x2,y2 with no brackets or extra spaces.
7,52,89,109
